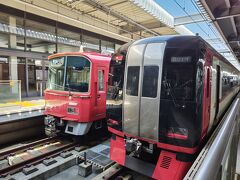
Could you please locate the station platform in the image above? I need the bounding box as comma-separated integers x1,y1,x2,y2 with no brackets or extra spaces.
0,98,45,123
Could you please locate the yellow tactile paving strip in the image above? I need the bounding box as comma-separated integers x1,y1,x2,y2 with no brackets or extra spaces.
0,99,45,116
0,100,45,108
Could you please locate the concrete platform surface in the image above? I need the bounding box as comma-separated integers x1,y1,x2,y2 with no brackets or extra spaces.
0,99,45,123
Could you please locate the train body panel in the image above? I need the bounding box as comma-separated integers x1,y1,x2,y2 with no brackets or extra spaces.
123,42,166,141
45,91,92,122
107,35,240,179
109,127,192,179
207,51,240,132
44,52,110,136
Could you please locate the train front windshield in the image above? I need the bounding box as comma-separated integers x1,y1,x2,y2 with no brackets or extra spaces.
159,48,202,147
48,56,91,93
108,57,125,100
106,54,125,121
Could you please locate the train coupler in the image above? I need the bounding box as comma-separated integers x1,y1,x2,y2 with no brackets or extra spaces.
125,138,142,157
44,116,58,137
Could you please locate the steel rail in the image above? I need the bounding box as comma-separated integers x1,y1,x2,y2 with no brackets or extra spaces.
0,141,78,176
102,166,124,180
0,137,57,160
92,163,125,180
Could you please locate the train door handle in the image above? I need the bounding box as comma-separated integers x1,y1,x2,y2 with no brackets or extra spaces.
97,94,101,98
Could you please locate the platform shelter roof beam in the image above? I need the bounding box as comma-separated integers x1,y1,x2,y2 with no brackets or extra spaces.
197,0,240,64
174,13,206,26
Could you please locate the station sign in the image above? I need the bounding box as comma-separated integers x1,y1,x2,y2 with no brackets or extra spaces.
50,57,64,67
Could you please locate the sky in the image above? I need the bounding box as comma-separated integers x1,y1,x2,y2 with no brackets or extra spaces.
155,0,216,38
155,0,239,68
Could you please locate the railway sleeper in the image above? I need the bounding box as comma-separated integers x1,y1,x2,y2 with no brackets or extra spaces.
22,165,38,175
42,158,57,166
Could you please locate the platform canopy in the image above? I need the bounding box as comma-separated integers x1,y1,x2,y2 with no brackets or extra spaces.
197,0,240,64
55,0,193,40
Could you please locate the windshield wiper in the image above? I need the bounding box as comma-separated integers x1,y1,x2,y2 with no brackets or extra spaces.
65,84,82,92
112,79,122,99
48,83,64,89
173,80,193,90
163,79,184,108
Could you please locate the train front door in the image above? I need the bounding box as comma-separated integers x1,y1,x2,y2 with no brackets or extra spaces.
202,55,212,137
123,43,165,141
95,67,106,118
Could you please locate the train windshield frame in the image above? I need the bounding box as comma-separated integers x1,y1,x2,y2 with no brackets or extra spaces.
48,56,91,93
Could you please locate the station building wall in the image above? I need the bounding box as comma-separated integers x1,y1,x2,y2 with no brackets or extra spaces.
0,10,122,98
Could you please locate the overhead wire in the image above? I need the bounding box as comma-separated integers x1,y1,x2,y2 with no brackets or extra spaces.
172,0,239,68
190,0,224,49
190,0,239,66
172,0,212,38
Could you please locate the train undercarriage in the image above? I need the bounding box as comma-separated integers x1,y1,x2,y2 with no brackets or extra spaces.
44,115,107,137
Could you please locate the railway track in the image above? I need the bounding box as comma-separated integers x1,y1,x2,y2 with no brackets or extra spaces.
0,137,57,160
0,136,78,177
0,135,149,179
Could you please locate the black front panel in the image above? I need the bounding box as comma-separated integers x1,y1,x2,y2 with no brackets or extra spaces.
159,47,202,148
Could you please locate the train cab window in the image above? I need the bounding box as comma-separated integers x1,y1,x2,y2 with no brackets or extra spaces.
66,56,90,93
107,60,125,100
161,65,194,101
161,48,195,101
142,66,159,98
126,66,140,96
98,70,104,91
48,56,65,91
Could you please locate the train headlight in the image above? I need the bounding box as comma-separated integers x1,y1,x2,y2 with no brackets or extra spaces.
166,127,188,140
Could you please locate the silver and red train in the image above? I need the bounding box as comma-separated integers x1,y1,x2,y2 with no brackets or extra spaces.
107,36,240,180
44,52,110,136
43,35,240,179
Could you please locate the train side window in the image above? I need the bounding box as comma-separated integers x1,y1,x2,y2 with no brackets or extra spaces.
126,66,140,96
142,66,159,98
98,70,104,91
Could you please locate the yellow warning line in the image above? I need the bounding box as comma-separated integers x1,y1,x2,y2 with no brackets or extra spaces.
0,100,45,108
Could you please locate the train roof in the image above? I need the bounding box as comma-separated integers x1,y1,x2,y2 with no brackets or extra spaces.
132,35,239,72
133,35,204,48
48,52,111,63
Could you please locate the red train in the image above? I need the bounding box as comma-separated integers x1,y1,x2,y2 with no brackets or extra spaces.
44,52,110,136
107,36,240,179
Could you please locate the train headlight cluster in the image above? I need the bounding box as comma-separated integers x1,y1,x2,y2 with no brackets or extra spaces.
166,127,188,140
